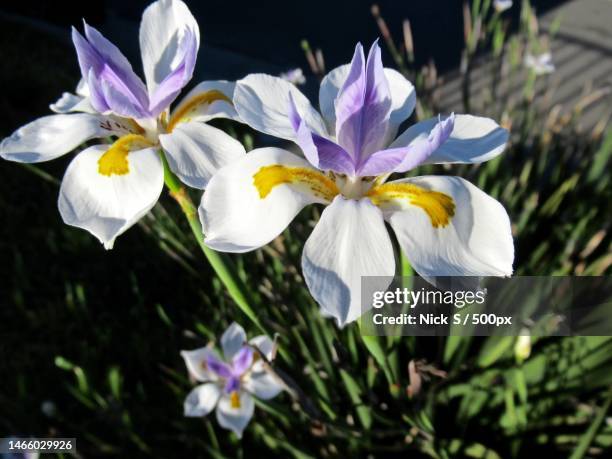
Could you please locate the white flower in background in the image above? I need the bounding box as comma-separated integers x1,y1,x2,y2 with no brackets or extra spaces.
181,323,283,438
493,0,513,13
515,330,532,363
200,41,514,327
0,0,245,249
525,51,555,75
279,68,306,86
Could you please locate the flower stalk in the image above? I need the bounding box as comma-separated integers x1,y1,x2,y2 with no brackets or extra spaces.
161,152,266,335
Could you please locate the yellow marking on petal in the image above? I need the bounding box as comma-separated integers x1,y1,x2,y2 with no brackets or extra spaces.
367,183,456,228
253,165,340,201
98,134,155,177
167,90,232,132
230,391,241,409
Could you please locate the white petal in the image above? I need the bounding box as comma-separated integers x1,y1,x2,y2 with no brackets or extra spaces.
200,147,326,253
302,196,395,327
390,114,509,164
58,145,164,249
139,0,199,93
384,68,417,137
234,74,328,141
319,64,350,131
249,335,274,362
160,122,245,189
181,347,220,382
221,322,247,360
385,176,514,278
76,78,90,97
249,335,275,372
243,371,283,400
50,92,96,114
0,114,109,163
184,383,221,417
319,65,415,136
215,391,255,438
171,80,240,123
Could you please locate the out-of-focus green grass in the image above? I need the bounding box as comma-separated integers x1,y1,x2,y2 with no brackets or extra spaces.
1,1,612,457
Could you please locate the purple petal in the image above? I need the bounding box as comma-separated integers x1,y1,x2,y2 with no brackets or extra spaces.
288,94,355,174
224,376,241,394
86,68,110,113
72,23,150,118
231,346,254,376
100,79,149,119
206,354,233,379
149,29,198,116
357,114,455,176
72,27,104,82
335,41,392,165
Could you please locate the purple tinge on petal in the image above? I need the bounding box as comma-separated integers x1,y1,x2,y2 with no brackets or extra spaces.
206,354,233,379
148,29,198,117
288,93,355,174
72,23,150,118
335,41,392,166
224,376,241,394
357,114,455,176
86,68,110,113
231,346,254,376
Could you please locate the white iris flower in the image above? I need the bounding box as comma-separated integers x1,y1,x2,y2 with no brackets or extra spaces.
0,0,245,248
181,323,283,438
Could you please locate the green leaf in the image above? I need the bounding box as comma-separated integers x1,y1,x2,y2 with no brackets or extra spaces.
569,388,612,459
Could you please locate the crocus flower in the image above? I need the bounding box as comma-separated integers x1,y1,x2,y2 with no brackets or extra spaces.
181,323,283,438
493,0,513,13
0,0,244,249
525,52,555,75
200,41,514,327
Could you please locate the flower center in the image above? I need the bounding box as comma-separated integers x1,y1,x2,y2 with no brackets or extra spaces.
250,165,455,227
330,173,377,199
230,390,241,409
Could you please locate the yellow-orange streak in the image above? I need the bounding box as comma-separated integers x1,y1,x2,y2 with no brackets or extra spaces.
367,183,456,228
167,90,232,132
98,134,154,177
253,165,340,201
127,118,145,135
230,391,241,409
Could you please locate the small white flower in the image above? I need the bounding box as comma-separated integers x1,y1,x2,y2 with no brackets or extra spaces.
515,330,532,363
181,323,283,438
279,68,306,86
525,52,555,75
494,0,513,13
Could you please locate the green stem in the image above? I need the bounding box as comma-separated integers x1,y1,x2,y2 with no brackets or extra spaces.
160,153,266,335
569,387,612,459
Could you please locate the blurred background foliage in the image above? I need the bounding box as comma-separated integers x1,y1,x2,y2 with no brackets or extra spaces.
1,0,611,457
